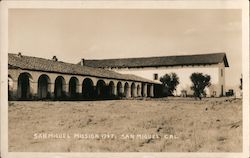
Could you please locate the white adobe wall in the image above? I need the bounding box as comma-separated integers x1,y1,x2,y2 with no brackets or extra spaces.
217,62,226,96
110,63,226,97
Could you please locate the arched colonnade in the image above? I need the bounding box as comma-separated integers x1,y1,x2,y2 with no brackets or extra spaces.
8,70,155,100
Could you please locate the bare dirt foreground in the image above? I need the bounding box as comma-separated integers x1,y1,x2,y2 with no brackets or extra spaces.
9,97,242,152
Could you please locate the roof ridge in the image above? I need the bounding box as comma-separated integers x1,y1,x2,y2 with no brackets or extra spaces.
81,52,229,68
84,52,226,61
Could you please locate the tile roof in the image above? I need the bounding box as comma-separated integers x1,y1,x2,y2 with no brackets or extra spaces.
80,53,229,68
8,53,157,84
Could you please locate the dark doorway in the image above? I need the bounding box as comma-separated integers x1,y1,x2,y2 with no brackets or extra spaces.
141,83,146,97
54,76,66,100
18,72,32,100
82,78,95,99
147,84,151,97
96,80,106,98
108,81,115,98
69,77,79,99
38,74,50,99
221,85,224,97
117,82,123,97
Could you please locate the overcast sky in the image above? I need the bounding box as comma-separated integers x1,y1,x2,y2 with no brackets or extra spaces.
8,9,242,87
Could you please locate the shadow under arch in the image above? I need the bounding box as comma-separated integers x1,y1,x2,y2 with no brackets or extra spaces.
69,77,79,100
95,80,107,99
117,82,123,98
17,72,33,100
54,76,66,100
82,78,95,100
37,74,51,100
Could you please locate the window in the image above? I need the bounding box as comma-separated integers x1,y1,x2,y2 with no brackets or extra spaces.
154,73,158,80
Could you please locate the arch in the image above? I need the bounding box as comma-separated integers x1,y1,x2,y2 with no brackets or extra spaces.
82,78,95,99
95,80,106,98
131,82,136,97
124,82,130,98
117,82,123,97
69,77,79,99
108,81,115,98
17,72,33,100
137,84,141,97
38,74,51,99
54,76,66,100
8,75,14,99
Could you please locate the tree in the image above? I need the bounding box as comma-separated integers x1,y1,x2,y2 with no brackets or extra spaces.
160,73,179,96
190,73,211,100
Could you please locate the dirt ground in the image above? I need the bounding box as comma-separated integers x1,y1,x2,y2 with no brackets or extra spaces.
8,97,242,152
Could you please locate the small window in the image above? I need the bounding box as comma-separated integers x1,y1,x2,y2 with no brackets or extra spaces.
154,73,158,80
221,69,223,77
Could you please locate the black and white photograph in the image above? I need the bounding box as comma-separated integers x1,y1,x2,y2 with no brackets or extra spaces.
1,1,249,158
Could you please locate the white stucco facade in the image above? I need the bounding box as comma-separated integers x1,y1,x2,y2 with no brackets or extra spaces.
109,63,226,97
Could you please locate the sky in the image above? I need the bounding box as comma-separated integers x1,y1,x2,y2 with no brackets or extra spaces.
8,9,242,87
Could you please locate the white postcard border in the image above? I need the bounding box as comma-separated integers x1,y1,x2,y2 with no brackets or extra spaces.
1,1,249,158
